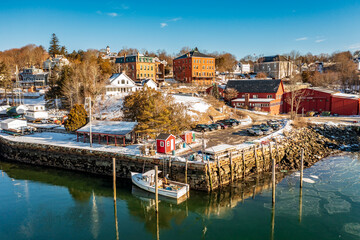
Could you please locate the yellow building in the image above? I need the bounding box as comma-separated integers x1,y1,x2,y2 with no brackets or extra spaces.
115,53,157,81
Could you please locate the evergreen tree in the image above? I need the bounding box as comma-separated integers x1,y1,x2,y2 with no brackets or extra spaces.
123,88,190,138
49,33,61,57
211,83,221,99
65,104,88,132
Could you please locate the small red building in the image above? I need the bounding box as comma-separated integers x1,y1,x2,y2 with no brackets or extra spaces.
227,79,285,114
156,133,176,154
180,132,195,144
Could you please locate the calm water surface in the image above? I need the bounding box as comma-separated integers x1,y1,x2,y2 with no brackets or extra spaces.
0,154,360,240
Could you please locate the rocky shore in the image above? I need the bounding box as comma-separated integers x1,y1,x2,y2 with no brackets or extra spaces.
280,124,359,170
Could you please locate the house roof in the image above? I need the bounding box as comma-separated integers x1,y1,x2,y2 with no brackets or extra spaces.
76,121,137,135
258,55,289,63
226,79,282,93
174,50,214,60
156,133,174,140
107,73,136,87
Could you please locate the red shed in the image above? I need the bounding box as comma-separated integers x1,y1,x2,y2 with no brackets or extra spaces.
180,132,195,144
331,93,360,115
156,133,176,154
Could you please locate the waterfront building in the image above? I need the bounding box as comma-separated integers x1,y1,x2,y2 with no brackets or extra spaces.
283,88,360,115
76,121,138,146
173,50,215,85
254,55,296,79
227,79,284,114
25,104,48,121
156,133,176,154
19,66,49,88
0,119,27,130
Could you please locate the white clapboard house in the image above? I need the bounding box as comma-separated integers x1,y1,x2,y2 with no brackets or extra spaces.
106,73,142,97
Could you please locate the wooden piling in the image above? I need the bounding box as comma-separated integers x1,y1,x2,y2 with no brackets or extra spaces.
242,151,246,179
185,158,188,185
113,158,116,203
300,148,304,188
299,186,303,223
155,165,159,213
207,159,213,191
275,139,280,163
168,157,172,178
261,143,266,170
272,149,276,205
229,152,233,183
254,145,258,173
217,157,222,187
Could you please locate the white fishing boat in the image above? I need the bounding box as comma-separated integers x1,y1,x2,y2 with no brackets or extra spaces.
131,170,190,199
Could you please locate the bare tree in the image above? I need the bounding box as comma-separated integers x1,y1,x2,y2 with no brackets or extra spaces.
285,75,307,119
224,88,238,102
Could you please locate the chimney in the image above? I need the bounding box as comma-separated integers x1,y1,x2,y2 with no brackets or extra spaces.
245,93,250,109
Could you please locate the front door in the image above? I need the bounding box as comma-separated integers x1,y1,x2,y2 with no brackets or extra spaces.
171,139,175,150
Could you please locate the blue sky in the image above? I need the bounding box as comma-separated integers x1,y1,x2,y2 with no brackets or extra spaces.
0,0,359,59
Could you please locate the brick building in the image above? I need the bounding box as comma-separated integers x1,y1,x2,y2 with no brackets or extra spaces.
227,79,284,114
115,53,165,82
173,50,215,85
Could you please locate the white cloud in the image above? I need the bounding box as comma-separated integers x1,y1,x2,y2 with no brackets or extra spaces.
348,43,360,50
169,17,182,22
96,10,102,15
160,17,181,28
295,37,308,41
107,12,118,17
315,39,326,43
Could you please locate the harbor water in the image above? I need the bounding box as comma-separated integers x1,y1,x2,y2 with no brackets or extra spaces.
0,154,360,240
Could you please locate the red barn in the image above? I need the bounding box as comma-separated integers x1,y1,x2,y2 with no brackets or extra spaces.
180,132,195,144
283,88,360,115
283,88,333,114
227,79,284,114
331,93,360,115
156,133,176,154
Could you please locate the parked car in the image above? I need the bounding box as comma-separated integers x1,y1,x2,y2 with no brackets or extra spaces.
247,127,263,136
193,124,211,132
209,123,221,130
222,119,238,127
228,119,240,125
217,122,228,129
260,125,273,135
269,123,280,130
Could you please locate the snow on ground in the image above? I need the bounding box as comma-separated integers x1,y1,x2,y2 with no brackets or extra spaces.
22,95,46,105
240,108,269,115
0,132,141,155
93,95,124,120
172,94,210,113
239,116,252,126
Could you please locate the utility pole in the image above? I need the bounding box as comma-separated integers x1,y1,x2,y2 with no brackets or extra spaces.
86,97,93,147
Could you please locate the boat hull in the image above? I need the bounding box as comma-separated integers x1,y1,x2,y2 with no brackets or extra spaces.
131,172,189,199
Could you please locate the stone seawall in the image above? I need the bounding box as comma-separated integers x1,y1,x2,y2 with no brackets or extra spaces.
0,124,353,192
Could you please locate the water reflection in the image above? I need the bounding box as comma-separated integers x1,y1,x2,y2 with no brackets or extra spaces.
1,154,360,239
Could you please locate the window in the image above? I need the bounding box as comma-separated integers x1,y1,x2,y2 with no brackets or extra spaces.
160,141,164,147
253,95,258,99
167,141,170,147
267,95,272,99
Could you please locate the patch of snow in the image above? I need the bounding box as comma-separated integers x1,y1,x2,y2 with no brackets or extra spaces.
239,108,269,115
172,94,210,113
